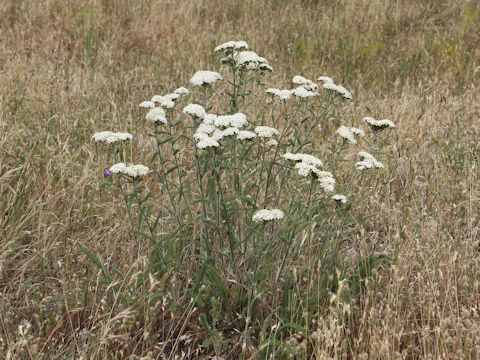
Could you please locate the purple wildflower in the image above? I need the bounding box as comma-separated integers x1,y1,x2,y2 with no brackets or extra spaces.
103,167,112,178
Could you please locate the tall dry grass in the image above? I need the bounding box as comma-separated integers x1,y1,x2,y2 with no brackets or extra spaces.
0,0,479,358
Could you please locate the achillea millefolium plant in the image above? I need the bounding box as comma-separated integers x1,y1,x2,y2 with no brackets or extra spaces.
90,40,396,357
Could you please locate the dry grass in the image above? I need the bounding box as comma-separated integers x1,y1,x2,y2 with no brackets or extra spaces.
1,0,479,358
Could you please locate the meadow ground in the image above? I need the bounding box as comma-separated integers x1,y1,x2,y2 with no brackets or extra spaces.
1,0,479,359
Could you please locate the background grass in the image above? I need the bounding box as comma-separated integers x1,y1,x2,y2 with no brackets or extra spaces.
1,0,479,358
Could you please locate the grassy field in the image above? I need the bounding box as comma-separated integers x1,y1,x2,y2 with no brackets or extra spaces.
1,0,479,358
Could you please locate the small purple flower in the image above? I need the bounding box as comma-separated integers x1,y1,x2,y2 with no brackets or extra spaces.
103,167,112,178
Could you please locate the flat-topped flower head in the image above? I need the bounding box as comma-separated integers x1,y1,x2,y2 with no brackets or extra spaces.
146,107,167,124
283,152,323,168
92,131,133,144
196,137,220,149
336,126,357,144
292,75,318,91
214,113,248,128
183,104,206,119
252,208,284,223
163,93,180,102
151,95,164,103
203,114,217,125
355,151,384,170
363,117,396,131
254,126,280,138
234,51,271,70
214,40,248,53
332,194,348,204
266,139,278,146
323,82,352,99
292,86,318,98
317,171,335,192
159,99,175,109
193,131,210,142
139,101,155,109
109,163,150,178
317,76,334,84
236,130,257,141
174,87,190,95
295,162,321,177
190,70,223,87
212,127,238,141
196,123,216,135
266,88,292,101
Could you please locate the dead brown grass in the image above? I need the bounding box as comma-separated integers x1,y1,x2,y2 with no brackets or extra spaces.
0,0,479,358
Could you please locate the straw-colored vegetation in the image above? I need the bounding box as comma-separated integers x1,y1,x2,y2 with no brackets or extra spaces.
1,0,479,359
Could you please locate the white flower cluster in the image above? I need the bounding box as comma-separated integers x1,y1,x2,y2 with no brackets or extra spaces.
363,117,396,131
109,163,150,178
174,87,189,95
146,107,168,124
183,104,206,119
139,87,190,124
214,40,248,53
292,75,318,91
193,112,259,149
336,125,365,144
220,48,272,71
265,88,292,101
318,171,336,192
284,152,334,192
139,101,155,109
332,194,348,203
190,70,223,87
318,76,352,99
283,152,323,168
150,93,181,109
254,126,280,138
92,131,133,144
252,208,284,223
214,113,248,128
292,86,318,98
355,151,384,170
236,130,257,140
